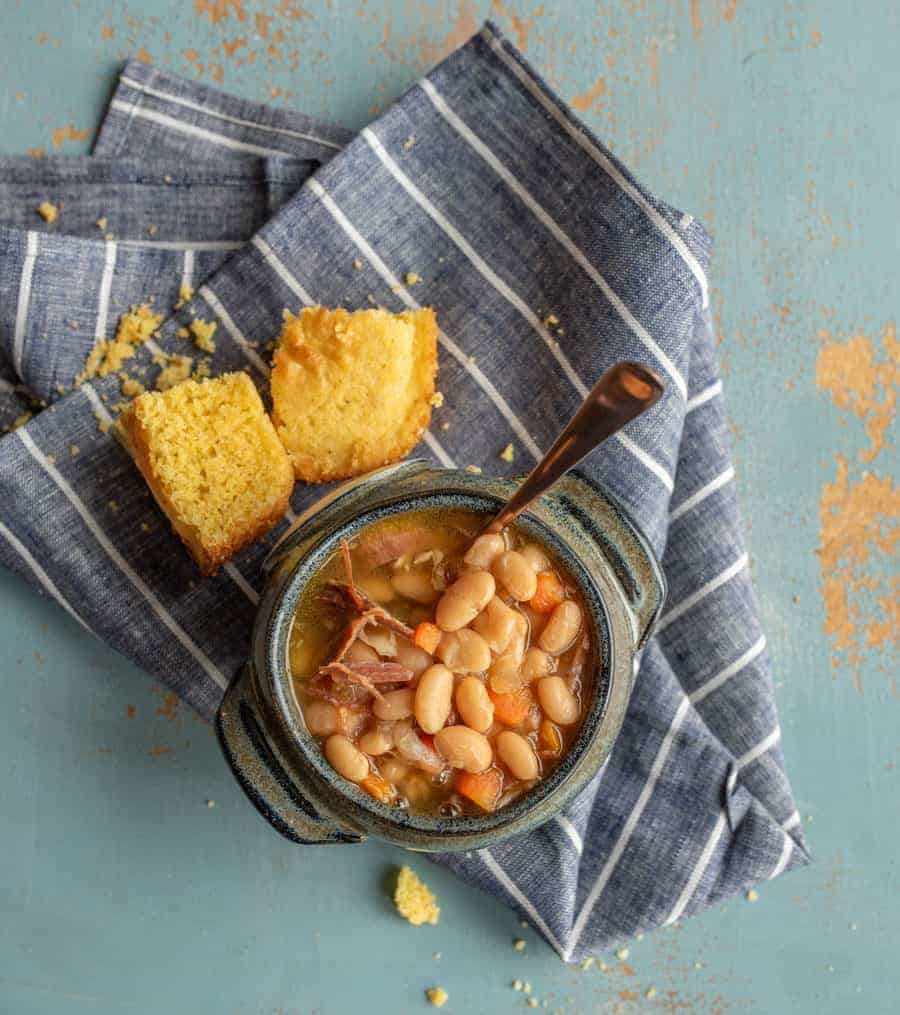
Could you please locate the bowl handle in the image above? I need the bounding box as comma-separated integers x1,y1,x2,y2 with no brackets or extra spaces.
216,665,365,845
556,473,667,649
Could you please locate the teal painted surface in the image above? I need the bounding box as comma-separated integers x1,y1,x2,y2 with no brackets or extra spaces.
0,1,896,1012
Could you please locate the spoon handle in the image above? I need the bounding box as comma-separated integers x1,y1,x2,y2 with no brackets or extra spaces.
485,361,665,534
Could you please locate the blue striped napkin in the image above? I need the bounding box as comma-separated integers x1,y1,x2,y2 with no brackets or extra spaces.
0,22,807,959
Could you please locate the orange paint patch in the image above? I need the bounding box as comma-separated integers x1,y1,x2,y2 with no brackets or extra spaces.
818,458,898,692
571,75,607,113
157,692,180,720
194,0,246,24
722,0,740,22
816,324,898,463
28,146,47,158
149,745,171,757
255,12,272,36
51,125,89,150
136,47,154,64
690,0,703,38
222,37,247,57
278,0,310,18
647,39,660,90
491,0,534,51
126,705,136,719
100,24,114,39
810,28,823,47
209,61,224,82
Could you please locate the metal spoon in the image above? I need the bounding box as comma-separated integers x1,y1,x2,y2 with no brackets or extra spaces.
484,361,664,534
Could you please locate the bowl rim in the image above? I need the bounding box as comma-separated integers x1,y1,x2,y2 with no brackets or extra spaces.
260,488,619,838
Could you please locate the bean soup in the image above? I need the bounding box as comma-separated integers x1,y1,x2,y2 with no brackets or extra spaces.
288,509,592,817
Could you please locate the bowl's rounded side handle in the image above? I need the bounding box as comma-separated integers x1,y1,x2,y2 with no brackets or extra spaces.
216,665,364,845
555,474,667,649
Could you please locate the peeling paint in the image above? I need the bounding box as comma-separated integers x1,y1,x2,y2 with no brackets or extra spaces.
193,0,247,24
571,75,607,113
51,125,89,150
491,0,534,52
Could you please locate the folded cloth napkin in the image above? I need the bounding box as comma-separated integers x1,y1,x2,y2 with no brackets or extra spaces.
0,22,808,959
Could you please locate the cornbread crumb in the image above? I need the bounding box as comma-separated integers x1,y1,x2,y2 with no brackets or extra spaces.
153,353,193,391
46,455,57,466
98,418,112,433
405,271,421,286
189,318,217,354
523,982,532,994
440,421,450,431
513,980,523,992
271,306,437,482
403,135,415,150
430,391,444,407
543,313,559,327
147,224,158,236
176,326,191,339
426,988,448,1008
513,938,526,951
140,522,151,532
120,374,146,398
465,465,482,474
500,443,514,462
116,372,294,574
353,258,363,270
746,889,759,902
37,201,58,223
176,282,194,308
394,865,440,926
527,999,538,1008
69,444,80,457
11,411,32,430
206,799,215,808
646,986,657,1000
193,358,212,380
694,961,704,970
76,304,163,385
96,216,108,230
581,957,595,971
104,232,115,241
108,499,119,512
615,948,629,960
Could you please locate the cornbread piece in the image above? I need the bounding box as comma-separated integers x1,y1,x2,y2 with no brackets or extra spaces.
117,373,294,575
271,306,437,481
394,865,440,926
426,988,448,1008
37,201,58,223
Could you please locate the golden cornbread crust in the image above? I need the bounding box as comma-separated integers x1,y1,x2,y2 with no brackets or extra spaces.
118,373,294,575
271,306,438,482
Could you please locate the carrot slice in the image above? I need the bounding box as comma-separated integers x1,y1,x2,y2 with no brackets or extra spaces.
361,772,396,805
455,767,503,812
489,686,533,726
530,571,565,613
538,718,563,757
413,621,442,655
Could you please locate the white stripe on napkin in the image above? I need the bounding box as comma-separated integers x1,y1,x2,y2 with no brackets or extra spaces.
118,73,343,151
198,284,270,376
420,79,689,400
669,465,735,523
0,520,91,633
656,553,749,634
480,25,710,310
736,726,781,770
663,809,728,925
690,635,766,705
686,379,722,413
13,231,39,377
17,427,228,689
94,240,118,344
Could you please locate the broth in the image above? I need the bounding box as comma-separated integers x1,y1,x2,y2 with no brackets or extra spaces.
288,508,592,817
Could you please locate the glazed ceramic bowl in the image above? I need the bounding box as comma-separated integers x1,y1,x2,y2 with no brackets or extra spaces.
215,460,665,851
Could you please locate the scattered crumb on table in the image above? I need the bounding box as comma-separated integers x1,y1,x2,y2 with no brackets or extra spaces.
394,865,439,926
36,201,58,223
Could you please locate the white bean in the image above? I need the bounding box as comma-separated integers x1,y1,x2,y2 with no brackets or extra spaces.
437,628,492,673
539,600,582,655
434,726,493,773
378,756,409,783
537,676,580,725
471,595,519,653
496,730,540,781
303,700,338,736
358,729,393,756
435,570,496,631
519,543,551,573
521,646,553,682
391,570,439,603
455,676,494,733
487,612,529,693
394,636,432,675
414,664,454,733
492,551,538,601
463,533,507,569
373,687,415,721
356,573,395,603
325,734,369,782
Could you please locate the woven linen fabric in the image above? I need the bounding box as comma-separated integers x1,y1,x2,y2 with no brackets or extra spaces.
0,23,808,960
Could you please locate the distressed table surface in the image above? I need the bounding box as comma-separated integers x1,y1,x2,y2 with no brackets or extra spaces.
0,2,896,1013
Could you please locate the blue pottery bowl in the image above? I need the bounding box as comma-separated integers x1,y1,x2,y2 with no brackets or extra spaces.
216,460,665,851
